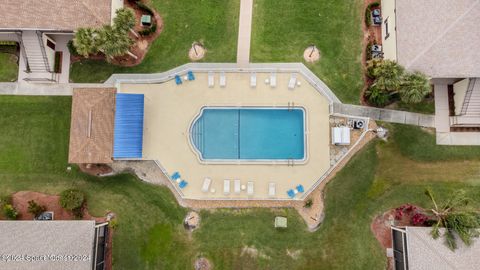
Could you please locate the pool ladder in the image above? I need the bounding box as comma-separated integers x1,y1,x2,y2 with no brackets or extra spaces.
287,159,295,166
288,102,295,111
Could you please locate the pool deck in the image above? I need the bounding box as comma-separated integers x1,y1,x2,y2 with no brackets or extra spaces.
118,72,331,200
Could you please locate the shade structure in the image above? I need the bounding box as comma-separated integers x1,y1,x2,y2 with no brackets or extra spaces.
113,93,144,159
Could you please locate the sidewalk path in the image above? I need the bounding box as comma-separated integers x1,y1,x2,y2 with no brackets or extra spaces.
333,103,435,128
237,0,253,66
0,82,111,96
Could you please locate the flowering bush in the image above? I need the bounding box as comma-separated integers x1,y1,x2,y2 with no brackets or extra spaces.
394,204,430,226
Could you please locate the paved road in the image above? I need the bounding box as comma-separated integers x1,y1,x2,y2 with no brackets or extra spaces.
237,0,253,66
333,103,435,128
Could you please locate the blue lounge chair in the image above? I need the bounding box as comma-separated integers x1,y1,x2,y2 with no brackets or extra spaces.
287,189,295,198
187,71,195,81
296,185,304,193
179,180,188,189
175,75,182,85
171,171,181,180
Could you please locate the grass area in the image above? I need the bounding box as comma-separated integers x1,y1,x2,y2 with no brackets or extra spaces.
0,52,18,82
70,0,240,83
388,99,435,114
1,96,480,269
251,0,364,103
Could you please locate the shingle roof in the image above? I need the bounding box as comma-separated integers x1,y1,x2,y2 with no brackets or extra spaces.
395,0,480,78
0,0,112,31
0,221,95,270
68,88,116,164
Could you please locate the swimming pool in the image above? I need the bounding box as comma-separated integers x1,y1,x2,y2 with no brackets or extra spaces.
190,107,306,162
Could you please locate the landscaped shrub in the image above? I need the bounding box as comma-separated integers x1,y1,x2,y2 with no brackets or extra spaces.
3,204,19,220
366,85,390,106
366,43,373,61
27,200,46,218
67,40,80,56
60,189,85,211
139,22,157,36
304,199,313,208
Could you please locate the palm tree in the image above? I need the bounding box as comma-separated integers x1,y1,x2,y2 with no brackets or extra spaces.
371,60,404,93
113,8,136,33
98,25,134,61
400,71,431,103
366,84,390,106
425,188,480,250
73,28,99,57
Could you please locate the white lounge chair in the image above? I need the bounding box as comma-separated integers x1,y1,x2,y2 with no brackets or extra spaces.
201,178,212,193
288,73,297,90
234,179,241,194
224,179,230,195
247,181,254,196
270,73,276,88
208,72,214,88
268,182,276,197
250,72,256,88
219,72,226,88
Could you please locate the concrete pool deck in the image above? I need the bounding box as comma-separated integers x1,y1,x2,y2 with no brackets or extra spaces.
118,72,332,200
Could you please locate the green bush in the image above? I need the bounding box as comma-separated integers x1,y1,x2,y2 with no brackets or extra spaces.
27,200,46,217
304,199,313,208
366,85,390,107
3,204,18,220
67,40,79,56
60,189,85,211
139,22,157,36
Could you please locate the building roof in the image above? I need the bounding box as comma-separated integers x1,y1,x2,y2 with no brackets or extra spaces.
113,93,145,159
405,227,480,270
395,0,480,78
0,0,112,31
68,88,116,164
0,221,95,270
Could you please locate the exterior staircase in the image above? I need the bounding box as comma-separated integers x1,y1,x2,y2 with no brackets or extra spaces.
460,78,480,116
21,31,50,73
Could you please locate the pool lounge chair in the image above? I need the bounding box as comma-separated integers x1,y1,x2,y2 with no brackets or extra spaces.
287,189,295,198
247,181,254,196
234,179,241,194
171,171,181,181
175,75,182,85
179,180,188,189
224,179,230,195
270,73,276,88
268,182,276,197
208,72,214,88
202,178,212,193
187,71,195,81
220,72,226,88
288,73,297,90
250,72,256,88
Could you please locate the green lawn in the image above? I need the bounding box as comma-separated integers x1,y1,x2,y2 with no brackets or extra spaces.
251,0,364,104
0,53,18,82
70,0,240,83
1,96,480,269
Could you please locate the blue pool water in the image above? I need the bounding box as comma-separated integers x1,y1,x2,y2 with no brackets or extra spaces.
190,108,305,160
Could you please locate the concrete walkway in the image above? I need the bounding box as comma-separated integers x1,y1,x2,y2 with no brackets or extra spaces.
0,82,110,96
236,0,253,66
333,103,435,128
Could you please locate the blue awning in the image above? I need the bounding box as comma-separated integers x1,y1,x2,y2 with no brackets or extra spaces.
113,93,144,159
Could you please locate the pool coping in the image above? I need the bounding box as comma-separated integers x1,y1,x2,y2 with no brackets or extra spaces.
188,106,308,165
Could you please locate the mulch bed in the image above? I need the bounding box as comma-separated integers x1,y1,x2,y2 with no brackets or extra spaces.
11,191,106,222
360,0,382,105
71,1,164,67
79,163,113,176
9,191,113,270
110,1,164,67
